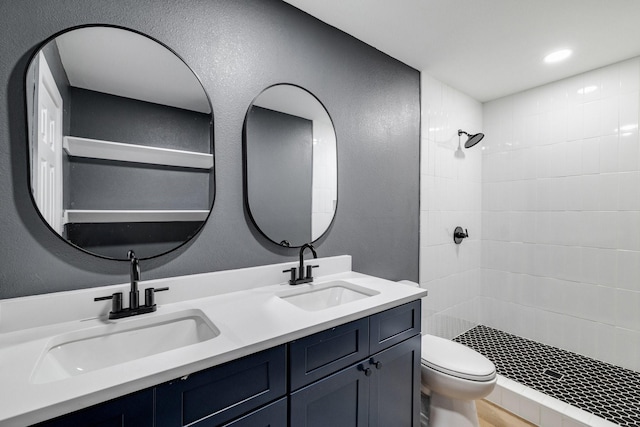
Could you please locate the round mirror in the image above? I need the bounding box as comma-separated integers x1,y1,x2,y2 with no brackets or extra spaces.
25,26,214,260
243,84,337,247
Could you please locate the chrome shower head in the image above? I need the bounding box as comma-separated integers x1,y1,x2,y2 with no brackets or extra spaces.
458,129,484,149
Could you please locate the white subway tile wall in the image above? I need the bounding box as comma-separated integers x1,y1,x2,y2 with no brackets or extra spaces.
419,73,483,338
481,58,640,372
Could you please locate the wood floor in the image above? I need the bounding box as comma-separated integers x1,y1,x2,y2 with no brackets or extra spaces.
477,399,537,427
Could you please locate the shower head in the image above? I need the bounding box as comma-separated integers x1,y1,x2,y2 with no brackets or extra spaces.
458,129,484,149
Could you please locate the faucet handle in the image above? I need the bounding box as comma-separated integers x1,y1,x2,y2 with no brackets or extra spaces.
305,265,319,279
94,292,123,314
283,267,297,284
144,287,169,307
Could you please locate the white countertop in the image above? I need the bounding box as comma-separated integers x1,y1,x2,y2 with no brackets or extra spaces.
0,256,427,426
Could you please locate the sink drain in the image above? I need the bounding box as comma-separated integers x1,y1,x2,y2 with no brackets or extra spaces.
543,369,563,380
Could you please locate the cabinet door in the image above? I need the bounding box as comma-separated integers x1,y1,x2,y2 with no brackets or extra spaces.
369,300,421,354
290,361,370,427
155,345,286,427
32,389,153,427
222,397,287,427
289,318,369,391
368,335,421,427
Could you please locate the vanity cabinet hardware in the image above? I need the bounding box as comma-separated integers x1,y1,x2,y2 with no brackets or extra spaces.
370,358,383,369
358,364,373,376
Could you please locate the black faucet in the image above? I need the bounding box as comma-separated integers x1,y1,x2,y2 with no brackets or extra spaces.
128,250,140,310
283,243,319,285
95,250,169,319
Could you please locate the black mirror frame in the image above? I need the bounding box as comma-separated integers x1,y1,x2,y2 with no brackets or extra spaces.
23,24,216,261
242,82,338,249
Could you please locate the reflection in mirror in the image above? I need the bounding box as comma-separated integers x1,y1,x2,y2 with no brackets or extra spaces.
244,84,337,247
25,26,214,260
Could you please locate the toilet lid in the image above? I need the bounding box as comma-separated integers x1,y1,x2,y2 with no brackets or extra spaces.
421,334,496,381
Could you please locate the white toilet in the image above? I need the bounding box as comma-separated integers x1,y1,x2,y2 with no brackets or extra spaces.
420,334,497,427
396,281,496,427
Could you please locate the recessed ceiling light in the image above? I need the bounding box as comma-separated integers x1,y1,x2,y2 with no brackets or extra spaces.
544,49,572,64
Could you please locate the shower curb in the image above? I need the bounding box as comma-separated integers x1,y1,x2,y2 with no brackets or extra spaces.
488,374,620,427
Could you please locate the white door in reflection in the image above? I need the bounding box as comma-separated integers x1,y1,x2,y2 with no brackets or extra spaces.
35,52,63,233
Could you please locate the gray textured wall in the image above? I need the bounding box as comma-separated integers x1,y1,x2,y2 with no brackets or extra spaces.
0,0,420,299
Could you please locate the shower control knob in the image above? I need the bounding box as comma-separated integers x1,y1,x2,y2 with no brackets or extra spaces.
453,226,469,244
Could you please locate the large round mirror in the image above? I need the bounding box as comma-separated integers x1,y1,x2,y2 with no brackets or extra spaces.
25,26,214,260
244,84,337,247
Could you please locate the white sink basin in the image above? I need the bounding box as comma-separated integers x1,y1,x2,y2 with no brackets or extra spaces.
31,309,219,384
277,280,379,311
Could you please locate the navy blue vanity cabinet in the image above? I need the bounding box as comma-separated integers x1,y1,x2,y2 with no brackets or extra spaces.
31,301,420,427
155,345,286,427
368,334,421,427
289,300,422,427
289,317,370,391
32,388,154,427
290,359,371,427
369,299,421,354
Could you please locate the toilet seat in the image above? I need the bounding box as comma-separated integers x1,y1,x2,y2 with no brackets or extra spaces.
421,334,496,382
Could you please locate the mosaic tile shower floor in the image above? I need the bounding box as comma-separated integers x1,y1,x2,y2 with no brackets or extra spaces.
454,325,640,427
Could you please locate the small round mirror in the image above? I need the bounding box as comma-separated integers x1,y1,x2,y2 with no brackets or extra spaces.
243,84,337,247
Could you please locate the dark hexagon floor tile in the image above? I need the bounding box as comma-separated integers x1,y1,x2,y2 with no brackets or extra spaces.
453,325,640,426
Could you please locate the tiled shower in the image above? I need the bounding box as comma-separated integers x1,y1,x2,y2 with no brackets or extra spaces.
481,57,640,373
420,73,483,339
420,58,640,425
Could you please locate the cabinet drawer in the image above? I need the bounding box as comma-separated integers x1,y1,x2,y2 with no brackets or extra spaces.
289,318,369,391
155,345,286,427
33,388,154,427
369,300,421,354
222,397,287,427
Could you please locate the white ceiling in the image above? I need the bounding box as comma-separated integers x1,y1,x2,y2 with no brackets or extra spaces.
282,0,640,102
